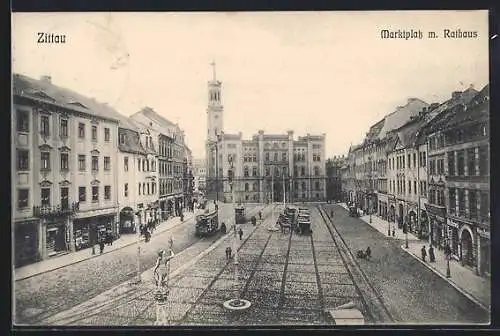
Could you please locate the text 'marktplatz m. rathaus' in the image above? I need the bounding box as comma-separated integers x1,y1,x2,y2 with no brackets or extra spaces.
205,64,326,203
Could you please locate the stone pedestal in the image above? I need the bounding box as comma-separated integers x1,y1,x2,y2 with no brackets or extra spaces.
154,289,169,325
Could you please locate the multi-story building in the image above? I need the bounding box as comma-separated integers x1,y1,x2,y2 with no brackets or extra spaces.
116,118,146,234
130,107,190,218
205,65,326,203
13,74,120,266
416,88,479,249
183,145,194,207
192,158,207,192
326,155,346,202
424,86,489,276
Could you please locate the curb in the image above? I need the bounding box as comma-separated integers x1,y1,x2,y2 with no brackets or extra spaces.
15,214,195,282
400,244,490,313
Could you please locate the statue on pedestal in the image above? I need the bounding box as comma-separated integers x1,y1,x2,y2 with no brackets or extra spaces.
153,240,175,292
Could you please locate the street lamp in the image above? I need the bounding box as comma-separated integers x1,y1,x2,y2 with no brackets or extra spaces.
224,155,251,311
445,242,451,278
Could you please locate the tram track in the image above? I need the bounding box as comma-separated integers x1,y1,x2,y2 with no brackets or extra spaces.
316,205,395,324
276,221,294,321
38,204,270,326
177,204,277,325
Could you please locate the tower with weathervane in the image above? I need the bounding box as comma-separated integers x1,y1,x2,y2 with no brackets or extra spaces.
205,62,225,199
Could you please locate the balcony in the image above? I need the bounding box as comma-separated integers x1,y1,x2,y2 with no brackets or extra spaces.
33,201,80,218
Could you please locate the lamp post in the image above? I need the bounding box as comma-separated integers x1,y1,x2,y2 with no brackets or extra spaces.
405,220,409,249
445,242,451,278
224,155,251,311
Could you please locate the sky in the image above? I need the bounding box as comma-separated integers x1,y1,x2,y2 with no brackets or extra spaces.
12,11,489,159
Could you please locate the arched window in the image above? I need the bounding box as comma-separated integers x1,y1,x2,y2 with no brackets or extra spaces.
274,152,278,161
282,166,287,176
253,154,257,162
265,152,269,161
314,167,320,176
315,181,320,190
253,182,258,191
252,167,257,176
301,167,305,176
244,166,249,177
282,153,287,161
245,183,249,191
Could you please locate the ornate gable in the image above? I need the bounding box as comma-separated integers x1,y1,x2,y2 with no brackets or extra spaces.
90,179,100,186
68,101,88,109
90,149,100,156
59,145,71,152
39,180,53,187
30,90,56,102
59,180,71,186
39,144,53,151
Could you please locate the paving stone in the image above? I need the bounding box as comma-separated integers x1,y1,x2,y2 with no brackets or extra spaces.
198,289,240,304
319,272,354,285
174,276,215,289
104,299,150,319
168,287,205,303
282,294,321,310
184,303,232,324
251,270,283,281
140,301,190,322
286,271,317,283
259,255,288,264
236,307,278,324
322,283,359,298
286,263,316,273
284,281,319,296
317,264,349,274
254,262,285,272
184,268,220,278
129,317,155,325
243,290,280,309
246,279,282,293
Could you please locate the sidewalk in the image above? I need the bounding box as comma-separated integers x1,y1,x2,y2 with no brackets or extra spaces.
338,203,419,241
14,212,195,282
338,202,491,312
402,241,491,312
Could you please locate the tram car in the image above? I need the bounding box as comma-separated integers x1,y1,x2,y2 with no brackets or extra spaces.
297,209,312,235
195,210,219,237
235,205,246,224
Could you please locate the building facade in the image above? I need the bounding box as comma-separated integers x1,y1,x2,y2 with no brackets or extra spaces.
205,65,326,203
426,86,490,276
326,155,346,202
13,74,121,266
130,107,190,218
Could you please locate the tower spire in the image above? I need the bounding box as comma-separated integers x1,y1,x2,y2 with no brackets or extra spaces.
210,60,217,81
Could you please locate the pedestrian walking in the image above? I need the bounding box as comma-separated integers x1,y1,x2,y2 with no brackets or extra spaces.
365,246,371,260
99,239,105,254
429,245,435,262
238,228,243,240
258,211,262,220
225,246,232,259
421,245,427,262
392,227,395,237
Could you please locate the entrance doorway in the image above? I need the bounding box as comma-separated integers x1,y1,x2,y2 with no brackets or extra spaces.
461,229,474,267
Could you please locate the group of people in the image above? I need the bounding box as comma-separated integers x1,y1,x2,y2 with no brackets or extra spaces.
97,230,114,254
421,245,436,262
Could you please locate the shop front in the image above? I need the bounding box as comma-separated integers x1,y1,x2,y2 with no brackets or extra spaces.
73,214,115,251
419,210,429,240
14,219,40,267
120,207,136,234
42,217,69,257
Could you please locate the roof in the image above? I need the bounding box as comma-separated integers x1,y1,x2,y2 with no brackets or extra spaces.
130,107,180,138
363,118,385,144
394,117,427,149
443,88,489,130
415,87,480,144
118,128,146,155
377,98,428,139
13,73,124,123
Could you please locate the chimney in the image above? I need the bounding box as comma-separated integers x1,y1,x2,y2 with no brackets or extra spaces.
40,75,52,84
452,91,462,100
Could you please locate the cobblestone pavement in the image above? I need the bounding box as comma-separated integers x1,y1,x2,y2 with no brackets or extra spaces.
322,204,490,325
14,204,261,325
61,204,368,326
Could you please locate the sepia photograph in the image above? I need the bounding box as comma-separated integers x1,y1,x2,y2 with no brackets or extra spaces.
11,10,490,327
